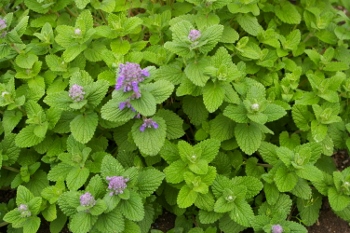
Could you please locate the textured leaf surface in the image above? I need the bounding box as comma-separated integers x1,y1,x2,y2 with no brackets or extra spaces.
120,191,144,221
234,123,262,155
203,81,225,113
132,116,166,156
156,109,185,140
70,112,98,144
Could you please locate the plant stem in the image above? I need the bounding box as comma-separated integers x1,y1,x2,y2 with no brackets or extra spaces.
0,221,9,227
2,166,20,173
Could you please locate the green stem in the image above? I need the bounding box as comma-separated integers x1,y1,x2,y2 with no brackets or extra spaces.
2,166,20,173
0,221,9,227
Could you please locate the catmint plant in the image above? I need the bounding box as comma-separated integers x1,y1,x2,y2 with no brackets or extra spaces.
139,118,159,132
106,176,129,195
69,84,85,102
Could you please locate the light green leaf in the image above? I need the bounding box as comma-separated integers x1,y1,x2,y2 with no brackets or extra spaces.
203,81,225,113
156,109,185,140
183,96,209,125
85,80,109,108
144,80,174,104
164,160,187,184
66,167,89,191
275,1,301,24
292,105,312,131
236,13,263,36
328,187,350,211
101,97,136,122
229,199,254,227
274,166,298,192
198,210,223,224
234,123,262,155
70,212,96,233
177,185,198,208
224,104,249,123
15,125,45,148
23,216,41,233
70,112,98,144
15,53,38,69
2,110,23,134
130,91,157,117
296,164,323,182
209,114,235,142
120,191,144,221
137,168,165,198
101,154,125,178
185,58,210,87
44,92,72,110
95,209,124,233
132,116,166,156
62,44,87,63
199,24,224,54
264,104,287,122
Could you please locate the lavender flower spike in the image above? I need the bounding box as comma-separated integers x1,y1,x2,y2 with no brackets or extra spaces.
69,84,85,102
80,192,96,207
115,62,149,98
188,29,201,41
106,176,129,196
0,17,6,30
140,118,159,132
272,224,283,233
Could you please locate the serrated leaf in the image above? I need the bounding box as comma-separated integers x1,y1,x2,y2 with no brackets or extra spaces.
233,176,263,199
132,116,166,156
66,167,89,191
23,216,41,233
229,199,254,227
120,191,144,221
101,154,125,178
164,160,187,184
264,104,287,122
203,81,225,113
2,110,22,134
292,105,312,131
15,125,45,148
275,1,301,24
296,164,323,182
185,58,210,87
328,187,350,211
199,24,224,54
209,114,235,141
237,13,263,36
15,53,38,69
101,97,136,122
177,185,198,208
144,80,174,104
70,112,98,144
183,96,209,125
130,91,157,116
234,123,262,155
137,168,165,198
198,210,223,224
274,166,298,192
156,109,185,140
70,212,96,233
224,104,249,123
95,209,125,233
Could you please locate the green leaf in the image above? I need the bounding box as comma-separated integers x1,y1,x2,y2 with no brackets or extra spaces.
120,191,144,221
137,168,165,198
23,216,41,233
101,154,125,178
295,164,323,182
236,13,263,36
310,120,328,143
199,24,224,54
144,80,174,104
297,193,322,226
209,114,235,141
15,53,38,69
42,204,57,222
2,110,23,134
291,178,312,200
184,58,210,87
177,185,198,208
328,187,350,211
16,185,34,205
164,160,187,184
130,91,157,116
198,210,223,224
15,125,45,148
66,167,89,191
229,199,254,227
292,105,312,131
85,80,109,108
156,110,185,140
264,104,287,122
224,104,249,123
203,81,225,113
63,44,87,63
183,96,209,125
234,123,262,155
70,112,98,144
220,25,239,43
101,97,136,122
274,166,298,192
132,116,166,156
70,212,96,233
95,209,125,233
274,1,301,24
44,92,72,110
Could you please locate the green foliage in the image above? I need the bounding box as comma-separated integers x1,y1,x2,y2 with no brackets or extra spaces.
1,0,350,232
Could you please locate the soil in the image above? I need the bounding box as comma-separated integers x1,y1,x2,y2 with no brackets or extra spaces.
1,151,349,233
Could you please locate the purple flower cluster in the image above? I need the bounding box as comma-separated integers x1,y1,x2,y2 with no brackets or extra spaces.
119,99,135,111
0,18,6,30
106,176,129,196
188,29,201,41
69,84,85,102
0,17,7,38
272,224,283,233
140,118,158,132
79,192,96,207
18,204,31,217
115,62,149,98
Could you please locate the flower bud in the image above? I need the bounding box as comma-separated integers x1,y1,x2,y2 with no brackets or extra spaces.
188,29,201,41
74,28,82,35
80,192,96,207
140,118,159,132
272,224,283,233
69,84,85,102
106,176,129,196
251,103,260,111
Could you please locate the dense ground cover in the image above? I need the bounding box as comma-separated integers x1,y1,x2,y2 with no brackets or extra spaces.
1,0,350,232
